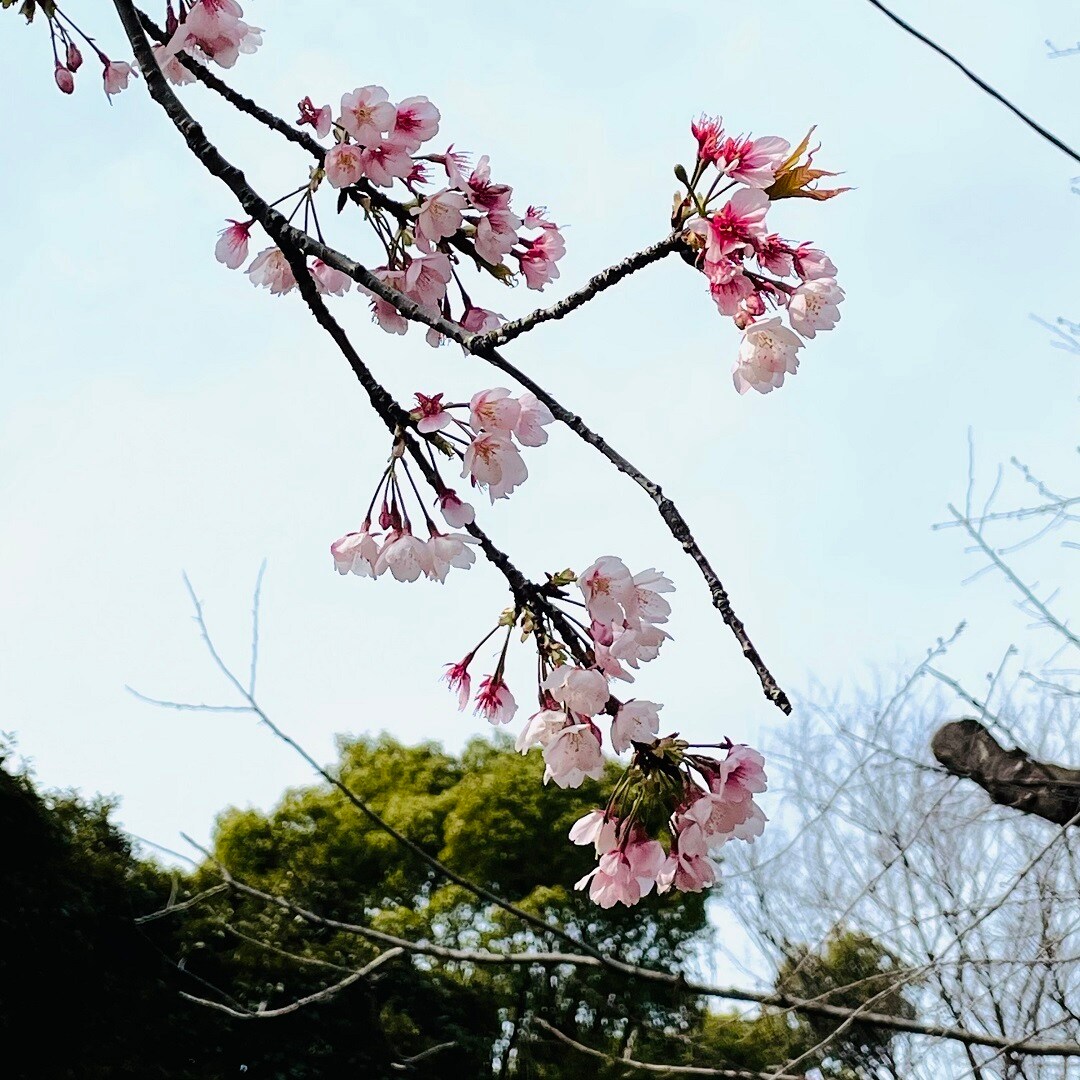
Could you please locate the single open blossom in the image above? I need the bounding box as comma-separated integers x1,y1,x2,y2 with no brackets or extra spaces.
403,254,452,308
542,722,604,788
324,143,365,188
628,568,675,626
543,666,610,717
516,708,565,753
150,43,196,85
788,278,844,338
608,620,672,670
442,657,472,711
474,675,517,725
463,433,528,501
310,259,353,297
330,528,380,577
297,96,331,139
469,388,520,434
707,188,770,259
657,847,718,894
366,268,408,334
215,219,252,269
794,244,838,281
460,155,512,212
715,134,790,188
576,839,666,908
513,392,554,447
247,247,297,295
413,188,468,246
55,63,75,94
338,85,395,145
425,532,477,582
474,209,522,265
611,700,662,754
103,60,136,96
579,556,635,626
757,234,795,278
568,809,619,854
413,392,451,434
437,489,474,528
518,228,565,290
374,528,433,582
733,316,802,395
461,307,503,335
716,744,768,799
390,95,441,151
361,140,413,186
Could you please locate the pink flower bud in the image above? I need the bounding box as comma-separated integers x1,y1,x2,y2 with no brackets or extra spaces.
66,43,83,72
165,1,179,35
54,64,75,95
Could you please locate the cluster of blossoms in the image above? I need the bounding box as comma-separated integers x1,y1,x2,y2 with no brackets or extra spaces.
330,385,553,583
211,81,566,347
153,0,263,83
570,743,767,907
675,120,848,394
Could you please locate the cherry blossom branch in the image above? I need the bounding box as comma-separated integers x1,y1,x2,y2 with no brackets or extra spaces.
125,4,788,712
190,850,1080,1058
532,1018,805,1080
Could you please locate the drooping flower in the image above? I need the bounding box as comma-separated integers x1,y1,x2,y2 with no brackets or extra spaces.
542,666,610,717
297,96,332,139
576,838,666,908
542,722,604,788
516,708,566,753
373,528,433,582
793,244,838,281
579,556,635,626
103,60,136,97
513,392,555,447
246,247,297,295
425,532,477,582
437,489,475,528
310,259,353,297
518,228,565,290
215,219,252,269
474,209,522,265
474,675,517,725
442,657,473,711
330,528,380,577
365,268,408,335
462,433,528,501
150,43,196,85
788,278,844,339
166,0,263,69
610,700,662,754
732,316,802,395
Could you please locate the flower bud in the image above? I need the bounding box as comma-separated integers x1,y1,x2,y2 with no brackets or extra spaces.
54,64,75,95
66,43,83,72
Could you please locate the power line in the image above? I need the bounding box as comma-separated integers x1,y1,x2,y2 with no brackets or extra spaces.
865,0,1080,167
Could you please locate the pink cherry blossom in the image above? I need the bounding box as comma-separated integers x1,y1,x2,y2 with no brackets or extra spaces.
542,722,604,788
403,254,452,308
461,156,512,211
330,528,380,577
412,392,451,434
732,316,802,395
681,792,752,849
794,244,838,281
788,278,844,338
167,0,262,70
513,392,554,447
707,188,770,259
657,848,717,894
518,228,565,290
365,268,408,335
579,556,635,626
474,675,517,725
461,307,503,334
442,656,473,710
710,272,755,317
469,388,520,434
523,206,554,230
54,64,75,94
437,489,475,528
568,809,619,853
715,134,790,188
425,532,477,582
246,247,296,296
338,85,395,145
440,146,471,188
150,43,196,85
462,433,528,501
390,95,441,151
297,96,331,139
691,114,723,160
542,666,610,717
413,188,468,246
628,568,675,626
474,209,522,265
311,259,353,296
577,839,666,908
719,744,768,798
756,234,795,278
373,528,433,582
324,143,365,188
608,621,672,670
103,60,136,97
360,141,413,188
610,700,662,754
516,708,566,753
215,219,252,269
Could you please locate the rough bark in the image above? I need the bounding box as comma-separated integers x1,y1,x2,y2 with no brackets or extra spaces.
932,718,1080,826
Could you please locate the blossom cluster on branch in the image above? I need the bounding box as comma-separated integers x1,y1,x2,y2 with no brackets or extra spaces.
9,0,858,906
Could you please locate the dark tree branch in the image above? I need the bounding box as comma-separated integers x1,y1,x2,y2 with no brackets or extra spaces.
932,718,1080,827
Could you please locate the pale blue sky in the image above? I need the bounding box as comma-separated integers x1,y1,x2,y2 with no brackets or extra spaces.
1,1,1077,860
